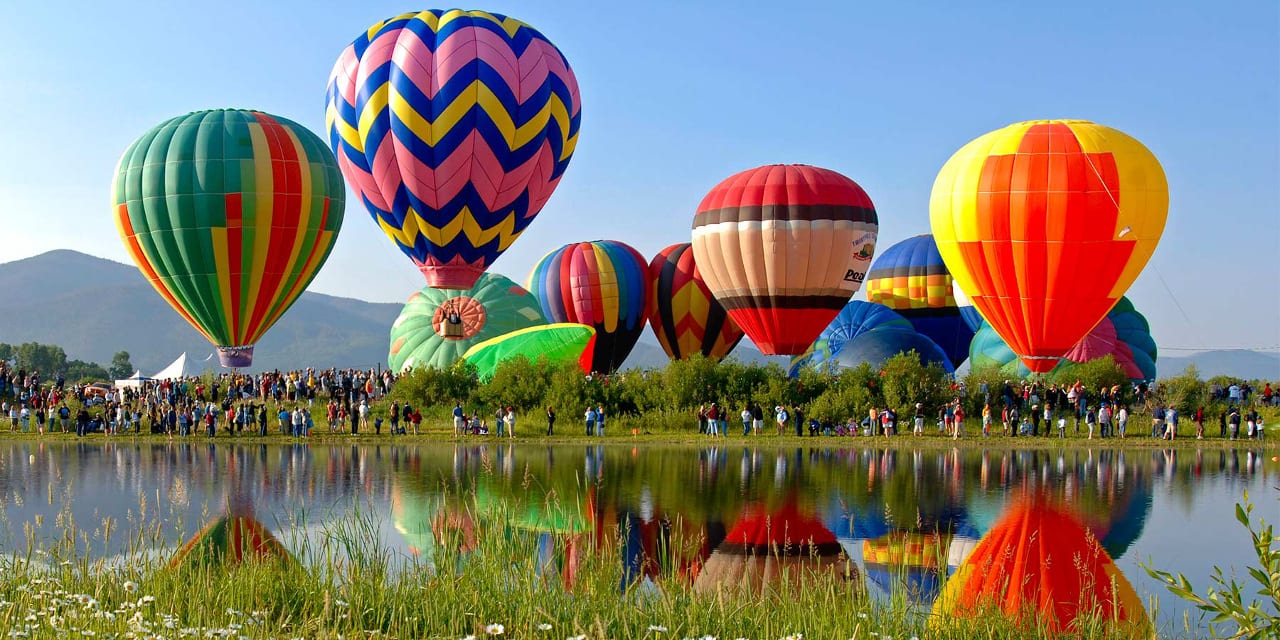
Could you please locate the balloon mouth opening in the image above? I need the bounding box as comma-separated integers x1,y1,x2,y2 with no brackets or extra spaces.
217,346,254,368
1019,355,1060,373
418,261,483,290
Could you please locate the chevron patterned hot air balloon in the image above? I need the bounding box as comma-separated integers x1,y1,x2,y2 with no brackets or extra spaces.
931,120,1167,373
646,243,744,361
527,240,649,373
692,164,879,355
112,109,345,368
326,9,582,290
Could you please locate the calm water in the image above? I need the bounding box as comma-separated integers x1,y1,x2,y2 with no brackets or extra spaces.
0,441,1273,634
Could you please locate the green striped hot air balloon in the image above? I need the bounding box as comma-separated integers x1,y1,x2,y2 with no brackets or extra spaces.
388,273,547,372
112,109,345,368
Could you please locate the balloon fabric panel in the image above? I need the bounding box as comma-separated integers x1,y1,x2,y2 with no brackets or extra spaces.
527,241,648,373
692,165,879,355
113,110,345,367
462,323,595,381
931,120,1167,372
865,234,957,310
646,243,744,361
326,10,582,289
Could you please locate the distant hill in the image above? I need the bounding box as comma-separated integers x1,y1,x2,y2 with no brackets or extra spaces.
1,250,1273,380
0,250,401,372
1157,350,1280,381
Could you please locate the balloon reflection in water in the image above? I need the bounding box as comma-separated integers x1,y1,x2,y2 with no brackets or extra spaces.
693,497,859,597
933,496,1149,635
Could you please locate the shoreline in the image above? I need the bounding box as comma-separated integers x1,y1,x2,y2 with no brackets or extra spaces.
0,429,1274,451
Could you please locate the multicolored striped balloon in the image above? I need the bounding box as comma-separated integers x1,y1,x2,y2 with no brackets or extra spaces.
931,120,1167,373
388,273,547,372
646,243,744,361
326,9,582,289
865,234,977,366
527,240,649,373
112,109,345,368
866,234,957,309
692,164,879,355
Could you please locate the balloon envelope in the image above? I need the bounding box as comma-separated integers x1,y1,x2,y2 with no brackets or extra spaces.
113,109,345,368
692,164,879,355
789,301,951,375
326,10,582,289
969,296,1157,380
462,323,596,381
527,241,649,373
388,273,547,372
930,120,1167,373
646,243,744,361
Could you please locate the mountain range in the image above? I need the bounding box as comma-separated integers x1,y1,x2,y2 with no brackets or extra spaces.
0,250,1274,380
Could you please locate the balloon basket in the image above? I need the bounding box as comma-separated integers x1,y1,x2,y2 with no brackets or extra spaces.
217,346,254,369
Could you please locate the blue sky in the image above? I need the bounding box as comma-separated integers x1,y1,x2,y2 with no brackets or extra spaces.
0,0,1276,355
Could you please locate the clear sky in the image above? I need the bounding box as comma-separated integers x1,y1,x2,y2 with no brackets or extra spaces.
0,0,1276,355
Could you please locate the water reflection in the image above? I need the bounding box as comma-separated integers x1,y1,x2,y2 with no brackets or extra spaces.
0,442,1269,630
934,495,1149,635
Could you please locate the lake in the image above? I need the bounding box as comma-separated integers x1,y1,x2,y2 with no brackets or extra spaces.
0,440,1271,635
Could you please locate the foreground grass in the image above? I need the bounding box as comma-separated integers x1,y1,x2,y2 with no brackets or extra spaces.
0,491,1196,640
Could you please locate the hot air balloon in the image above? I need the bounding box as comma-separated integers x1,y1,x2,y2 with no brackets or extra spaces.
388,273,547,372
527,241,649,373
865,234,978,366
326,10,582,289
462,323,597,381
113,109,345,368
969,296,1157,381
646,243,744,361
930,120,1167,373
788,301,952,375
692,164,879,355
933,498,1149,635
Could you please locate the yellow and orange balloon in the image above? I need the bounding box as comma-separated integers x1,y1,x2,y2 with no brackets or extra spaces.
930,120,1167,373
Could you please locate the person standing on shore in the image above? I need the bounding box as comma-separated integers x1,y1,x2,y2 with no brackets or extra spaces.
1117,405,1128,438
914,403,925,436
506,406,516,438
775,405,788,436
546,406,556,436
751,403,764,435
953,403,965,439
741,406,752,437
585,406,596,436
793,405,805,437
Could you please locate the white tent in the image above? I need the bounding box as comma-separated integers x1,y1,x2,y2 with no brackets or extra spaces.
151,353,187,381
114,371,153,389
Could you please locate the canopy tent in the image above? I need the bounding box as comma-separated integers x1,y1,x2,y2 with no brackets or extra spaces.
114,371,153,389
151,353,187,380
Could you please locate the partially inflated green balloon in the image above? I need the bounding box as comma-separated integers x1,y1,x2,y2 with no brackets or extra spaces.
462,324,596,381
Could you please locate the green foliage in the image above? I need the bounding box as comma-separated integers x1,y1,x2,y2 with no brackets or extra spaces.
471,355,555,414
65,360,109,383
659,355,726,410
1162,364,1209,413
0,343,11,361
388,361,477,415
806,365,880,422
1144,490,1279,639
13,342,68,374
962,363,1008,414
1049,354,1128,395
108,350,134,380
878,351,953,415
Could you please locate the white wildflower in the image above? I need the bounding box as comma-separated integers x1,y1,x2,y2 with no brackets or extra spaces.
485,624,505,636
123,581,139,593
648,626,668,633
536,624,553,631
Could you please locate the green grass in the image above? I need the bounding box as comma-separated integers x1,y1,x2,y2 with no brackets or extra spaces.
0,487,1207,640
